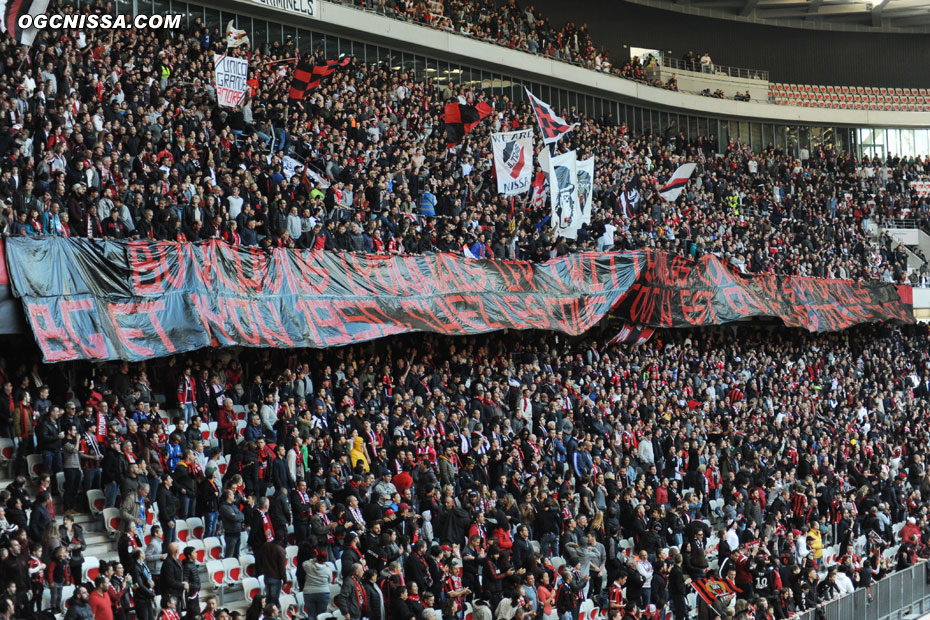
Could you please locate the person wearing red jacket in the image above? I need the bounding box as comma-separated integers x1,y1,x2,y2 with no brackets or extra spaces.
216,398,239,454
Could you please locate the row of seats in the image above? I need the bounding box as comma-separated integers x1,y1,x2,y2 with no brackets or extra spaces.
774,84,929,97
769,83,930,112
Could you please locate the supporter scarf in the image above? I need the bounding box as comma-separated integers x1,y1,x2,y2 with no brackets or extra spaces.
96,411,107,442
261,511,275,543
353,577,368,610
162,611,180,620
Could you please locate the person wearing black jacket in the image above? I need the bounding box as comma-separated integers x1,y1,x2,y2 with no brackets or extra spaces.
156,475,179,544
269,487,292,544
128,548,156,620
342,533,364,578
403,540,434,596
36,407,63,489
102,438,128,508
219,489,245,559
159,542,186,609
172,451,199,520
555,567,579,619
668,552,689,620
512,525,533,571
181,546,201,614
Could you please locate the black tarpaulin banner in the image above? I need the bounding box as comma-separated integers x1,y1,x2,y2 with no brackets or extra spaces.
3,238,913,363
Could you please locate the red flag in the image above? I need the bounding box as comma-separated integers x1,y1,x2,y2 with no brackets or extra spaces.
444,102,493,147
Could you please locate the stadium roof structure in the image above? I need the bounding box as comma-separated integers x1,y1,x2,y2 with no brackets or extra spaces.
629,0,930,32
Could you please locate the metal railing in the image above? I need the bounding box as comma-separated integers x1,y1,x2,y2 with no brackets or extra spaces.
796,561,930,620
661,56,769,82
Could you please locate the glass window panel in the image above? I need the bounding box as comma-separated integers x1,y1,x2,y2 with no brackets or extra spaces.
298,29,313,55
761,124,771,150
786,126,798,156
204,6,220,31
836,128,848,154
698,118,708,139
798,126,810,152
887,129,901,157
917,130,930,158
116,0,133,16
901,129,915,158
267,22,283,50
328,36,345,63
750,123,762,152
822,127,834,151
738,122,749,145
810,127,823,150
139,0,156,15
252,19,268,52
775,126,787,151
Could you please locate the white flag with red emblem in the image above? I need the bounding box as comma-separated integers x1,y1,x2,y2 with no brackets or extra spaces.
491,129,533,196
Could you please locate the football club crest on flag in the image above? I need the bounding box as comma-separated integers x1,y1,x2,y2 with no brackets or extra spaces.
491,129,533,196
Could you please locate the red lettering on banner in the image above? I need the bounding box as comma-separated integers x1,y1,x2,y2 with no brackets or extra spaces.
230,245,265,293
190,294,233,347
439,295,486,331
182,243,211,289
224,298,261,345
587,254,605,293
461,259,489,293
138,300,176,353
399,298,453,334
28,303,78,362
129,241,186,294
340,255,375,296
387,258,414,297
251,300,296,347
208,243,240,293
328,298,385,342
127,242,164,295
371,257,401,296
292,300,325,346
436,253,472,294
493,262,521,292
680,290,716,325
490,295,530,330
628,284,657,325
411,256,447,296
398,256,429,296
107,303,153,358
546,262,569,293
608,254,622,290
522,296,550,329
669,255,692,283
303,299,352,345
464,295,505,331
60,299,108,359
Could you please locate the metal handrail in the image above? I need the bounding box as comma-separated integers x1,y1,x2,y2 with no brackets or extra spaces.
661,56,769,82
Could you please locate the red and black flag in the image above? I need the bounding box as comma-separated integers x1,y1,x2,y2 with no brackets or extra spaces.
525,88,576,145
607,324,655,346
0,0,49,46
288,57,351,101
443,101,493,147
692,577,741,610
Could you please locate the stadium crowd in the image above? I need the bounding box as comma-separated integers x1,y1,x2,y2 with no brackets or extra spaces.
0,2,929,620
0,1,927,285
3,322,930,620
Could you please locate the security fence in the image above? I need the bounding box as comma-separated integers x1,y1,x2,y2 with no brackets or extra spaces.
799,562,930,620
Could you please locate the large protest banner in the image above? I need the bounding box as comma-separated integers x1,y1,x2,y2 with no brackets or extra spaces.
214,54,249,107
4,239,913,363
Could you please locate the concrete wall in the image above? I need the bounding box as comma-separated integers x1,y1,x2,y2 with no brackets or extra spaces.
650,66,770,101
